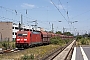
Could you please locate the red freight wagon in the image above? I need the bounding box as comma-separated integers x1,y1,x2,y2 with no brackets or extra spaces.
59,35,65,39
47,32,52,38
40,31,49,44
47,32,52,43
51,33,55,37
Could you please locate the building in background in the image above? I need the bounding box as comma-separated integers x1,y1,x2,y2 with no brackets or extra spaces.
12,23,31,40
0,22,31,41
37,27,45,31
0,21,44,41
0,22,12,41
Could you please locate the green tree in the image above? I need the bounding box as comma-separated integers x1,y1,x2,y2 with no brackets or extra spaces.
63,32,73,36
55,31,62,34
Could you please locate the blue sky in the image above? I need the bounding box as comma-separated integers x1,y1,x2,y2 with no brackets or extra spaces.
0,0,90,35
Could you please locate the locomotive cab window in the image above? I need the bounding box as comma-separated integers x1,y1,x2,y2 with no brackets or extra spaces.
18,34,22,36
18,34,27,37
23,34,27,37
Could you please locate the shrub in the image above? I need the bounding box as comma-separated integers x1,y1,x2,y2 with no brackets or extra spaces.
30,54,34,59
50,38,59,45
80,39,86,45
50,37,68,46
64,39,70,44
2,41,8,49
12,43,15,49
76,35,83,41
50,37,60,45
78,38,90,45
21,54,34,60
21,55,29,60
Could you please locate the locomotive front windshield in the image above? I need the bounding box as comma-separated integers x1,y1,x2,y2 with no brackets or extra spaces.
18,34,22,36
18,34,27,37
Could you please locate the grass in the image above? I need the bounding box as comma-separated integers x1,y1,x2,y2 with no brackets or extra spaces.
0,41,15,49
0,44,60,60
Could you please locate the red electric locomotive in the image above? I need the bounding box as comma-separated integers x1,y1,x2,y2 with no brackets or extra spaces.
16,31,42,48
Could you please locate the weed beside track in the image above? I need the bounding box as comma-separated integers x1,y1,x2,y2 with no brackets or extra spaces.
0,44,60,60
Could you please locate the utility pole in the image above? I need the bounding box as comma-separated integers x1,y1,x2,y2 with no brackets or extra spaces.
0,32,2,48
33,20,37,31
31,25,34,32
19,22,21,31
0,32,2,42
35,20,37,31
52,23,54,33
63,27,65,33
21,14,23,30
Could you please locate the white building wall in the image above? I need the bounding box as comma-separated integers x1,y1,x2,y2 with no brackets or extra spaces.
12,23,32,40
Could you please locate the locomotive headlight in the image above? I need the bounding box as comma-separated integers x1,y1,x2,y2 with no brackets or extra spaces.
24,39,27,41
17,39,20,41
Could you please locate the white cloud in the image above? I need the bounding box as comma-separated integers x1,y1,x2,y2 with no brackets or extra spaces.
57,5,63,9
50,1,53,4
21,3,35,9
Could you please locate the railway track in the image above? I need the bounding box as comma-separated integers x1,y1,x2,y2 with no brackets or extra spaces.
41,40,76,60
0,48,25,54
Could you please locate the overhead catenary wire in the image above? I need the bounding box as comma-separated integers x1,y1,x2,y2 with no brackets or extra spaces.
0,16,17,21
50,0,72,26
51,0,90,34
0,6,37,23
58,0,71,24
58,1,77,33
50,0,68,22
0,5,61,23
72,10,90,19
50,0,78,34
0,4,77,32
67,2,70,21
58,0,66,12
0,5,53,31
0,6,20,22
58,0,70,22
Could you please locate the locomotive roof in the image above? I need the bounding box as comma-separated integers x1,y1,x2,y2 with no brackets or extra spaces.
40,31,47,34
